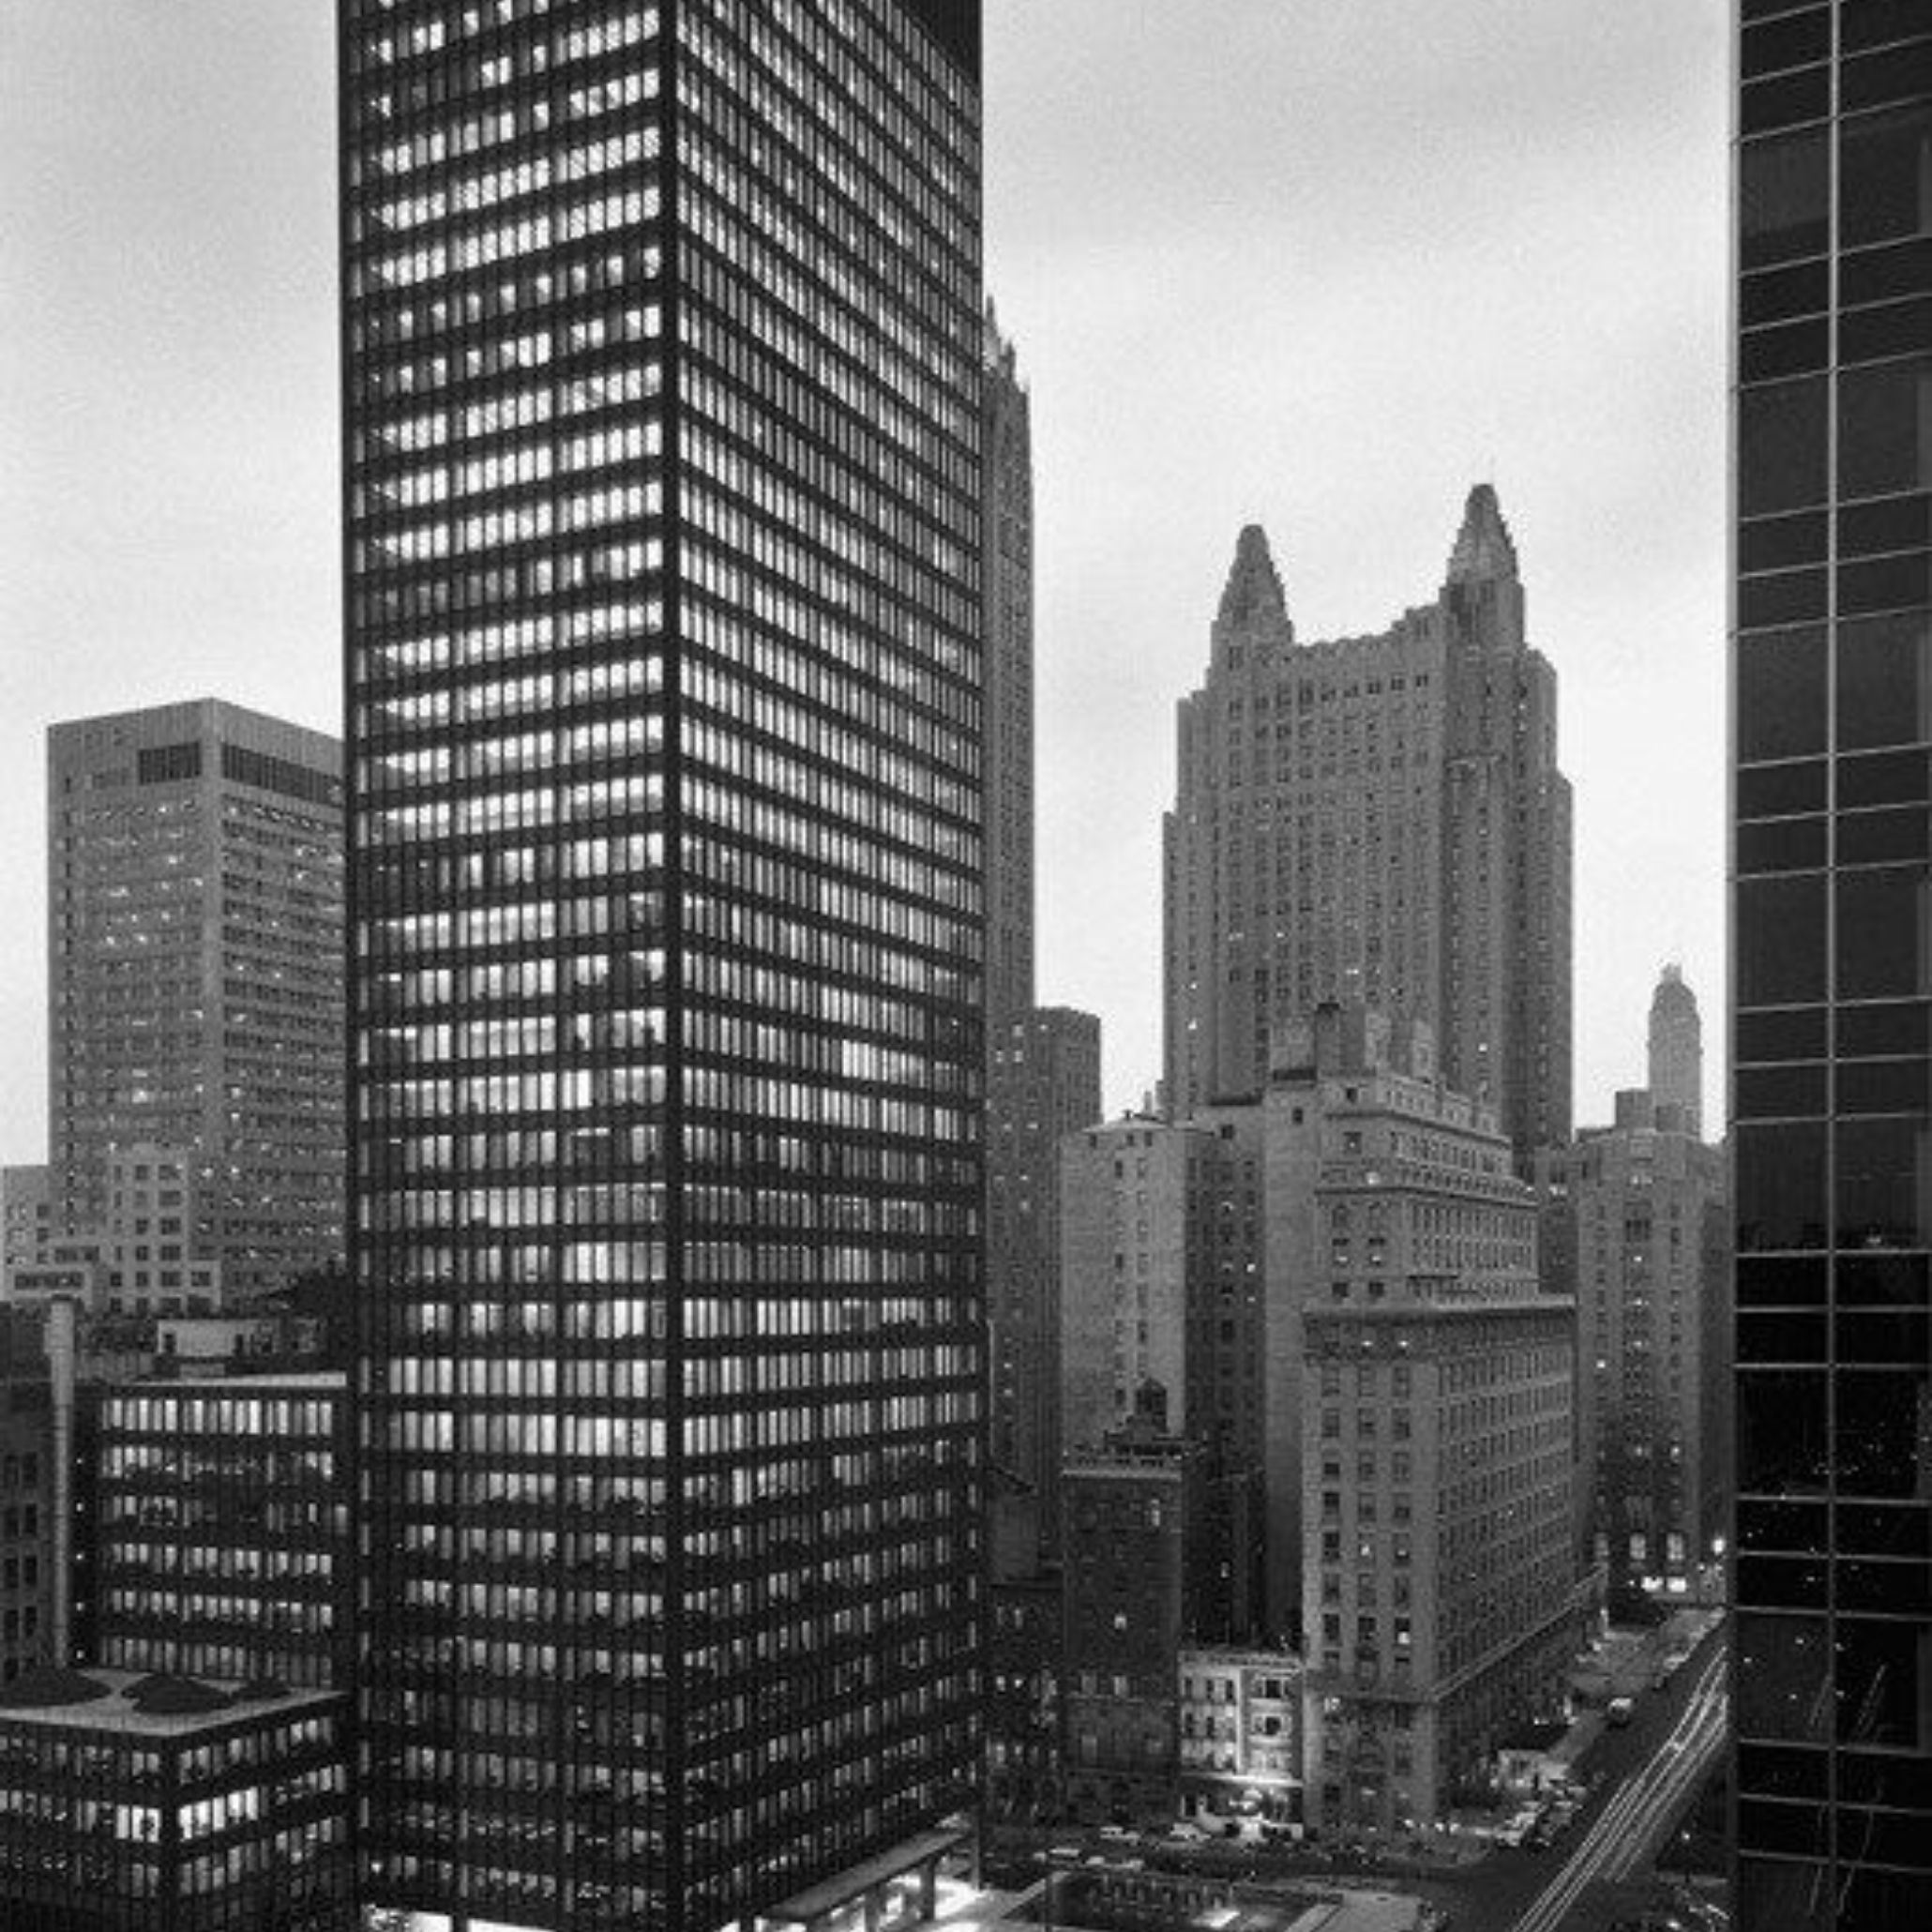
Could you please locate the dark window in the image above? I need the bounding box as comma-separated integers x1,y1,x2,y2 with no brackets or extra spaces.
1841,236,1932,308
1741,1743,1831,1799
1739,625,1828,762
136,742,203,785
1838,491,1930,560
1739,815,1828,874
1739,1497,1829,1551
1836,1252,1928,1306
1835,1115,1932,1247
1742,260,1832,328
1842,295,1932,365
1839,747,1930,808
1843,100,1932,249
1837,610,1932,748
1739,758,1828,817
1736,1121,1830,1251
1743,128,1829,266
1743,67,1833,140
1743,11,1831,78
1839,356,1932,500
1738,873,1828,1004
1845,0,1932,53
1741,375,1830,514
1838,1056,1931,1113
1838,1000,1931,1057
1737,1254,1829,1306
1739,1798,1830,1857
1741,507,1829,571
1836,867,1928,1000
1741,566,1829,626
1836,807,1929,867
1737,1859,1833,1932
1843,39,1932,117
1737,1063,1828,1118
1739,1004,1829,1063
1840,551,1932,615
1738,1371,1831,1493
1737,1612,1832,1740
1835,1611,1931,1739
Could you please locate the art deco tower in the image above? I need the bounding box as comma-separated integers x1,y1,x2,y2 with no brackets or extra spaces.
341,5,984,1929
1648,961,1704,1137
1163,490,1572,1168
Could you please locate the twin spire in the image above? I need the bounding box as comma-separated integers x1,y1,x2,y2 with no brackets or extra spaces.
1215,484,1520,634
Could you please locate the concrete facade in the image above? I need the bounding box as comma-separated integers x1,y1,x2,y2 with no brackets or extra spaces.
47,702,343,1301
1539,1088,1728,1595
989,1007,1101,1543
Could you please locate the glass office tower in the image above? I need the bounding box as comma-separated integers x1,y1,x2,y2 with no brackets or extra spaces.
1732,5,1932,1927
341,5,984,1929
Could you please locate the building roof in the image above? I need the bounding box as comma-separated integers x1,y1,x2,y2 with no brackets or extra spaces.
0,1668,340,1740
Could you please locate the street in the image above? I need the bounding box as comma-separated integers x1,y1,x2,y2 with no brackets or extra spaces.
1413,1628,1729,1932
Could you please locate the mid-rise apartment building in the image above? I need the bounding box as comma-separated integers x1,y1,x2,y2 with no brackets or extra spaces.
1540,1080,1728,1596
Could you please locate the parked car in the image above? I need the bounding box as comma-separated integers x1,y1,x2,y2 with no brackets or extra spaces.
1167,1823,1206,1843
1098,1826,1137,1843
1607,1696,1636,1727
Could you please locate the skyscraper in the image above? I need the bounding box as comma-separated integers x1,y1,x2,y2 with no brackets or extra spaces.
1162,490,1572,1168
981,306,1034,1040
987,1004,1098,1521
342,6,984,1929
1648,962,1705,1138
975,312,1102,1532
1731,7,1932,1925
47,701,344,1301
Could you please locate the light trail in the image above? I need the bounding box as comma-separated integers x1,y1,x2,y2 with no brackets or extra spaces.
1510,1644,1728,1932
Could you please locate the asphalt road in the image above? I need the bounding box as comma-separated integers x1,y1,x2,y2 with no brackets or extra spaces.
1411,1627,1730,1932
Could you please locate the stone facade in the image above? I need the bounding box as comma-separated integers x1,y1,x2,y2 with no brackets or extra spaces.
1538,1083,1728,1594
1162,489,1571,1170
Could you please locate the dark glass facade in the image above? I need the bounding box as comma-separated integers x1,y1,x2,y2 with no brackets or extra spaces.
1732,6,1932,1926
340,3,984,1928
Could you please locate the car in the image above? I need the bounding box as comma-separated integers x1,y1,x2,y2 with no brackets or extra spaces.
1494,1819,1532,1849
1167,1823,1206,1842
1099,1825,1137,1842
1045,1846,1081,1865
1607,1696,1636,1726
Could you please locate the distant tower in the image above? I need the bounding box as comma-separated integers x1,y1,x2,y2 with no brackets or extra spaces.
1647,963,1703,1138
982,304,1035,1036
47,701,343,1299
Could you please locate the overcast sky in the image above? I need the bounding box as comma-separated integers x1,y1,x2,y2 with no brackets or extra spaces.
0,1,1728,1168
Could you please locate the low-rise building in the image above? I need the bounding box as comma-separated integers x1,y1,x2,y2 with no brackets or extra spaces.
0,1664,352,1931
0,1312,55,1686
1061,1389,1203,1828
1178,1646,1305,1829
92,1373,349,1689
